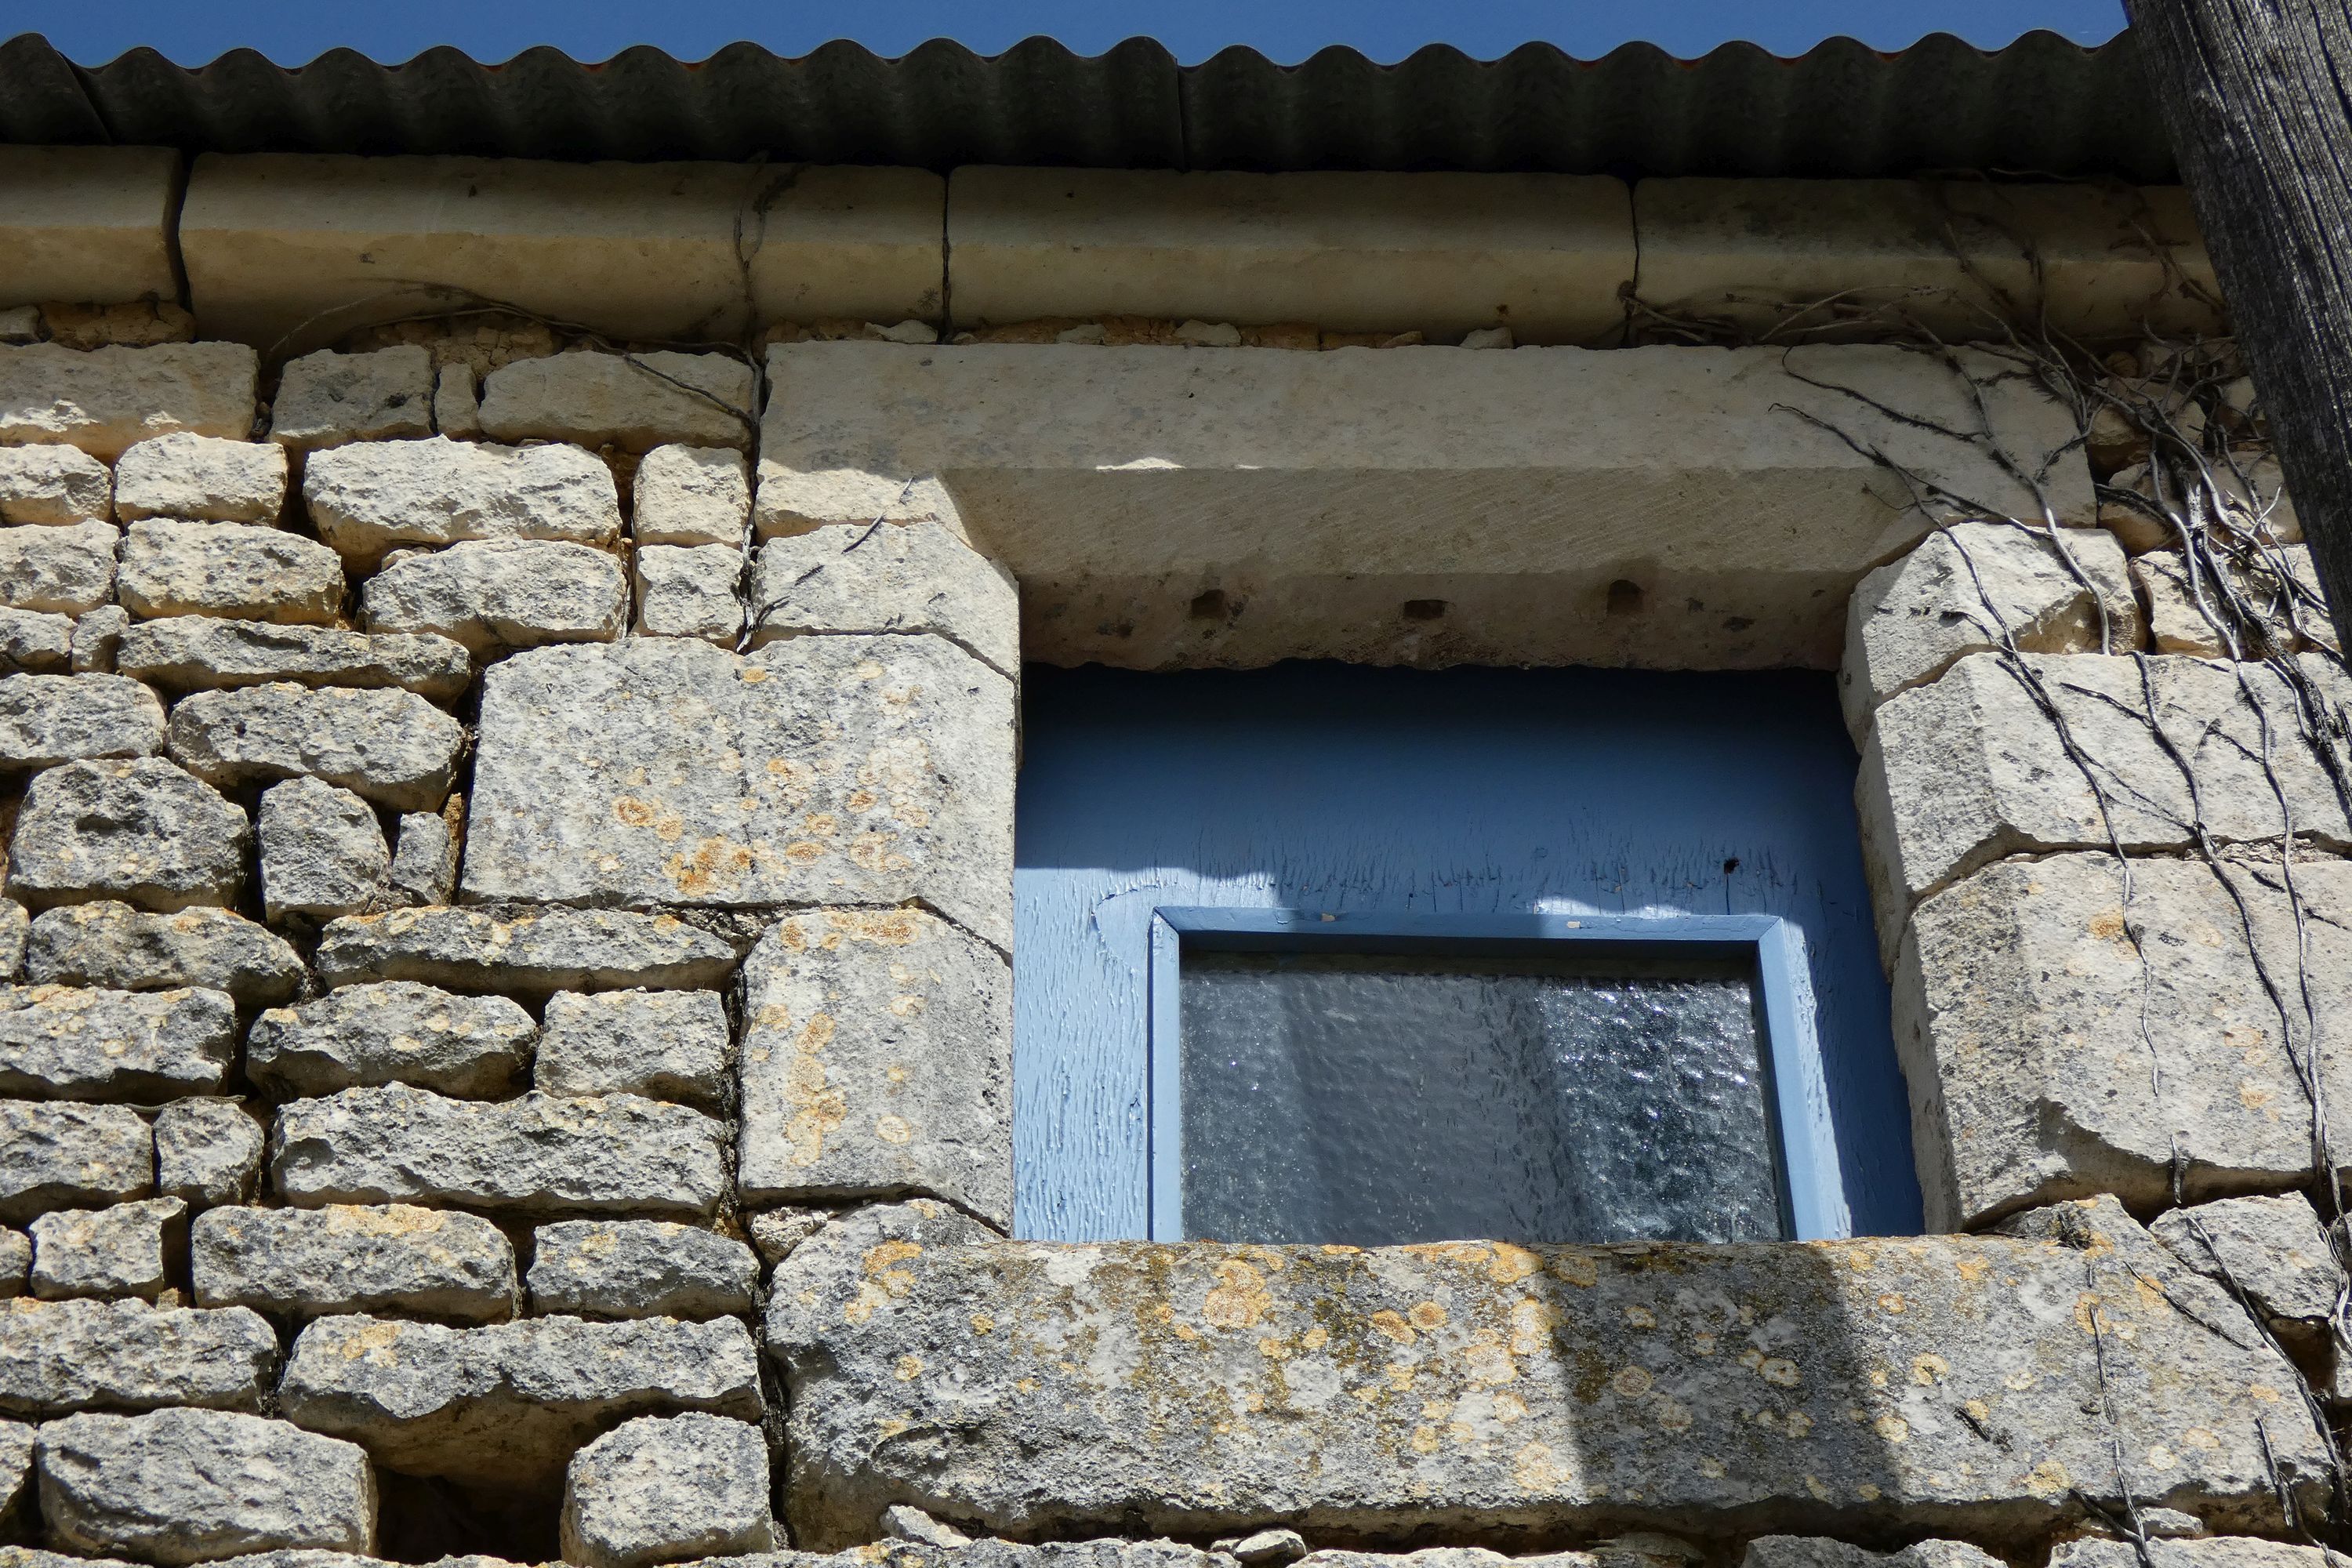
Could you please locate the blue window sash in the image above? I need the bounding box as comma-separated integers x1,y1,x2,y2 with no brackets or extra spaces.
1145,906,1849,1244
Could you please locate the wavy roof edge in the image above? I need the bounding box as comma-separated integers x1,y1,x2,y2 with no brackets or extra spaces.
0,27,2175,180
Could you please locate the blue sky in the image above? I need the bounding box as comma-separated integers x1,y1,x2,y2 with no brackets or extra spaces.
22,0,2127,68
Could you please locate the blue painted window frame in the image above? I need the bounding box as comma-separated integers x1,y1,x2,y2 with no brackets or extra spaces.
1145,906,1847,1244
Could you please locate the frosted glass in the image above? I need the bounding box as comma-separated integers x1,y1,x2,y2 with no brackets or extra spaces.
1177,949,1784,1246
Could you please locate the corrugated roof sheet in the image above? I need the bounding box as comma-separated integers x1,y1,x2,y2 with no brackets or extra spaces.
0,28,2173,180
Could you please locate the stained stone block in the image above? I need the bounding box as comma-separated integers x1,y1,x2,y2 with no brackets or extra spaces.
748,521,1020,679
167,684,463,812
361,539,628,655
116,618,473,699
632,445,750,546
738,909,1010,1225
154,1099,266,1206
0,343,257,460
0,674,163,768
0,609,75,674
29,1198,186,1301
35,1408,376,1563
273,1085,728,1216
535,989,728,1108
311,906,746,995
0,521,118,615
770,1196,2325,1550
559,1413,775,1568
525,1221,757,1320
1838,522,2139,742
1895,852,2352,1229
2151,1192,2342,1325
303,436,620,558
633,544,743,644
117,521,344,625
278,1312,763,1490
192,1203,517,1323
112,434,288,524
8,758,247,912
0,1297,275,1415
258,778,390,922
387,812,459,906
24,903,305,1004
463,637,1014,949
0,1102,151,1221
245,982,535,1100
0,446,110,524
477,350,757,452
1858,652,2352,963
269,347,434,451
0,984,235,1101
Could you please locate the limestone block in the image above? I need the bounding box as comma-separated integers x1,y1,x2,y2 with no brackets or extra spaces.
535,989,728,1108
273,1085,727,1216
633,544,742,644
0,904,23,982
246,982,535,1100
0,610,76,675
0,985,234,1101
1742,1541,2005,1568
167,683,463,812
2133,545,2335,659
10,757,247,912
525,1221,757,1320
1857,652,2352,961
462,637,1015,948
1895,852,2352,1229
951,168,1633,342
757,340,2091,671
0,673,164,768
302,437,621,560
478,351,756,452
277,1310,764,1490
0,309,31,343
0,521,118,615
738,910,1010,1225
0,147,180,310
0,1296,274,1415
117,521,344,626
632,446,750,546
1632,180,2220,340
192,1203,517,1323
116,618,472,699
112,434,287,524
363,539,628,655
0,1414,27,1533
0,344,256,460
387,812,458,906
770,1195,2321,1548
0,1102,151,1221
748,521,1018,678
0,1232,24,1298
1838,522,2139,742
2050,1541,2330,1568
2151,1192,2341,1325
312,906,746,994
24,903,304,1004
559,1412,775,1568
38,1408,375,1564
71,605,128,673
258,778,390,922
0,446,110,524
269,348,434,451
433,365,480,437
28,1198,184,1301
746,1207,829,1267
182,154,945,352
153,1099,265,1206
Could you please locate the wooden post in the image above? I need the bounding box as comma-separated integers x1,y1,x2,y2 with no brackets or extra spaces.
2125,0,2352,655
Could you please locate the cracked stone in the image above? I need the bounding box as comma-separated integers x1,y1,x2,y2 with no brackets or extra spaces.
193,1203,517,1323
2151,1192,2343,1325
259,778,390,922
246,982,535,1101
0,1296,274,1415
167,683,464,812
559,1412,775,1568
270,347,434,452
0,521,117,615
29,1199,185,1301
117,521,344,626
748,521,1019,680
0,674,163,768
478,351,756,453
303,437,619,559
0,984,235,1101
8,758,248,912
534,989,728,1109
24,902,305,1004
525,1221,757,1321
112,434,288,525
116,619,473,700
0,1102,151,1221
361,539,628,656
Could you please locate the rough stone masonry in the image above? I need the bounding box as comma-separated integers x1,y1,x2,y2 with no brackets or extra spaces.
0,141,2340,1568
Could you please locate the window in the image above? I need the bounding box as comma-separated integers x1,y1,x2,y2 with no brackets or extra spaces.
1014,662,1916,1245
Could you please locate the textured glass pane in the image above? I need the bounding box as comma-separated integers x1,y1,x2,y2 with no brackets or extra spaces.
1177,949,1783,1246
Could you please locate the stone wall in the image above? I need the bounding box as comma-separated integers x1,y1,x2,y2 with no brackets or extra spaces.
0,143,2343,1568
